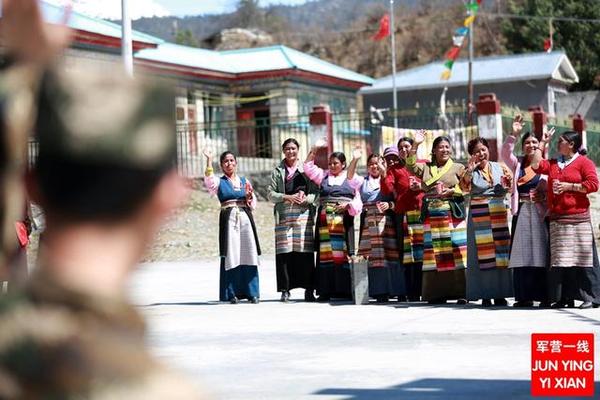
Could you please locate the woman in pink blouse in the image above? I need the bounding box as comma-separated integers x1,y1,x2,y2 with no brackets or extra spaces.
304,145,362,302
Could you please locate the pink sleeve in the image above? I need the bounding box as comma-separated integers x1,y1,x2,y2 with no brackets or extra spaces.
204,174,220,195
303,160,325,186
347,188,363,216
347,174,364,190
533,159,550,175
501,135,519,171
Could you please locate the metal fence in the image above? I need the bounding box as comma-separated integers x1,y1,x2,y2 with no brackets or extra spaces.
177,106,475,177
500,115,600,165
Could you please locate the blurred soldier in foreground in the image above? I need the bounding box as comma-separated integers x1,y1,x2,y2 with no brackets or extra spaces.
0,0,204,398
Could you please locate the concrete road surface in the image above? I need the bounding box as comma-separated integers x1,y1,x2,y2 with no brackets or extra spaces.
129,256,600,399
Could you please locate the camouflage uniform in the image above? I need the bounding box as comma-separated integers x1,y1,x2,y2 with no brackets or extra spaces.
0,62,204,399
0,62,39,281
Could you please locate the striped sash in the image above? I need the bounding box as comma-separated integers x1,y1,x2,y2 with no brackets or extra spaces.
422,199,467,272
470,196,510,270
318,203,349,267
403,210,424,264
358,204,399,268
275,203,314,254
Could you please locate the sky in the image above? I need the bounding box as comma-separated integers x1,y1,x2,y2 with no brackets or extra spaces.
45,0,311,20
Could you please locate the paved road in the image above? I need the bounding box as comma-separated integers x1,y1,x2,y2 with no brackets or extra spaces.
129,257,600,400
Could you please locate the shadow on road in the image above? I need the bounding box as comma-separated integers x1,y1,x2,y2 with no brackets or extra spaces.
314,378,599,400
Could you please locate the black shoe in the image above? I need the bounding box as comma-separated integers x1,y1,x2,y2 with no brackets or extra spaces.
408,295,421,302
250,297,259,304
317,295,330,303
280,291,290,303
428,299,447,305
376,295,389,303
456,298,468,305
514,301,534,308
494,298,508,307
551,300,574,309
397,295,407,303
229,296,239,304
538,301,552,308
304,289,316,302
482,299,492,307
579,301,593,309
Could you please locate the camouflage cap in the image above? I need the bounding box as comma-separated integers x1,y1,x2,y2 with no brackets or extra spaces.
35,64,176,170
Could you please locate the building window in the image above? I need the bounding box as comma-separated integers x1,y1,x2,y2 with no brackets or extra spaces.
298,92,319,117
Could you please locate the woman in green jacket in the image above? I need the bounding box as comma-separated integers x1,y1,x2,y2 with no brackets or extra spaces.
268,138,319,302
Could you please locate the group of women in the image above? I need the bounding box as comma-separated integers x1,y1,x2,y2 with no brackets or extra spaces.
202,115,600,309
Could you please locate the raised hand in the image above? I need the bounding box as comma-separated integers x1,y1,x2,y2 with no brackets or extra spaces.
314,138,328,148
203,148,213,159
467,154,481,172
414,129,426,146
352,145,362,160
2,0,73,64
542,127,556,143
377,157,387,173
512,114,523,137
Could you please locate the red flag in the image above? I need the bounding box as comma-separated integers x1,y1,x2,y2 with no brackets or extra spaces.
372,14,390,41
543,37,553,52
445,46,461,61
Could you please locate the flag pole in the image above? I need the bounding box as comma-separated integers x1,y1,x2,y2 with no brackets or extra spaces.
467,0,474,126
122,0,133,76
390,0,398,129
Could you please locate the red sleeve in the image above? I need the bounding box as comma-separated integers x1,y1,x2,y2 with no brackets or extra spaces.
533,159,551,175
381,169,396,195
394,168,410,196
581,158,599,194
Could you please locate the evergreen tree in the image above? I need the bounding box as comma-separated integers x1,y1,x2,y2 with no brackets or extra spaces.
501,0,600,90
174,29,199,47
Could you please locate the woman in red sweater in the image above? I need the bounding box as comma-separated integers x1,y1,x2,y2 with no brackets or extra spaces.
378,137,426,301
531,130,600,309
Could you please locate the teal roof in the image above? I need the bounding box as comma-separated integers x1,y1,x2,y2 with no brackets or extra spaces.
137,44,374,85
40,1,163,45
36,2,371,85
361,51,578,94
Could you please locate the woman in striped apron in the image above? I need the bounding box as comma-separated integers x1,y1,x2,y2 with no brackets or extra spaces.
460,138,514,307
304,146,362,301
406,132,468,305
532,130,600,309
501,114,550,308
268,138,319,302
204,149,261,304
347,147,405,303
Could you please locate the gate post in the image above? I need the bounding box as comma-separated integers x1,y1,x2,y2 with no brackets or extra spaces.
476,93,502,161
309,105,333,169
572,113,587,150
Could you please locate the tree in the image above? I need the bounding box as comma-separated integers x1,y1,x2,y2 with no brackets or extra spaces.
233,0,264,28
174,29,199,47
501,0,600,90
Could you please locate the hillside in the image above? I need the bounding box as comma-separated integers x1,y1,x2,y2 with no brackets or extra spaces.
128,0,506,79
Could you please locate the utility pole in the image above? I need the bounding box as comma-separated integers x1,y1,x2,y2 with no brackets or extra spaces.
390,0,398,129
122,0,133,76
467,0,474,126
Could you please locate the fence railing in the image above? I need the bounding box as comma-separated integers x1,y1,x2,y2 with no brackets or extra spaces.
500,115,600,165
177,107,474,177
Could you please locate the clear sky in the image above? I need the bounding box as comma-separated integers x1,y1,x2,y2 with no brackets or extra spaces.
47,0,312,20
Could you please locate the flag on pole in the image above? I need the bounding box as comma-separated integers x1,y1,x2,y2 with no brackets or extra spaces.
543,38,553,52
372,14,390,41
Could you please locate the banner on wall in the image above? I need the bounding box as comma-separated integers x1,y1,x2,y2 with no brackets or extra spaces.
381,125,478,161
